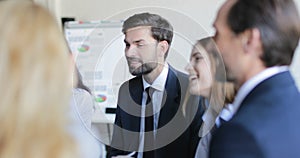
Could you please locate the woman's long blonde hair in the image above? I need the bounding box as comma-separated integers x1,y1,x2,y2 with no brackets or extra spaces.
195,37,235,110
183,37,236,136
0,1,77,157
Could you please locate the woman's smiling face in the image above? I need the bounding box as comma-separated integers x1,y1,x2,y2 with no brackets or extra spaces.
185,44,213,97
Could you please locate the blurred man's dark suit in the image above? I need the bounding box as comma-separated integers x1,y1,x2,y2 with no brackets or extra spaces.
210,71,300,158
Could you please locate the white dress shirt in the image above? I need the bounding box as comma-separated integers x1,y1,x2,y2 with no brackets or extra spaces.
215,103,234,127
69,88,103,158
137,63,169,158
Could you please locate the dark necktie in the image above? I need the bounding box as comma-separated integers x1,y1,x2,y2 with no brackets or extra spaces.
144,87,155,158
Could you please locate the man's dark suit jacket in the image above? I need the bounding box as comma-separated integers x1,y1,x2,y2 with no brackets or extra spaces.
109,66,204,158
210,71,300,158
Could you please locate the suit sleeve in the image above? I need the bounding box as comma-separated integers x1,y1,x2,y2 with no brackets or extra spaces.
209,123,264,158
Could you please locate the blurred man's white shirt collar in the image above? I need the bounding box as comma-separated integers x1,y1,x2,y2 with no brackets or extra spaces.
231,66,289,116
142,62,168,91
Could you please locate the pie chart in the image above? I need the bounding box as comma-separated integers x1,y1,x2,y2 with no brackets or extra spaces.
95,94,107,103
77,44,90,53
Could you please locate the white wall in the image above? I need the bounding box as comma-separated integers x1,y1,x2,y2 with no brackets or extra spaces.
60,0,224,35
58,0,300,90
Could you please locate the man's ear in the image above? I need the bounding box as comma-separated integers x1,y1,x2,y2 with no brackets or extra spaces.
241,29,251,51
241,28,262,56
158,40,169,57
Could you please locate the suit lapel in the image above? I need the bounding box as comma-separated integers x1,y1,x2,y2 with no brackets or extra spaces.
128,77,144,131
158,67,181,128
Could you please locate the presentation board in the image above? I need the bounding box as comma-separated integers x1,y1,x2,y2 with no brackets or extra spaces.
64,20,131,118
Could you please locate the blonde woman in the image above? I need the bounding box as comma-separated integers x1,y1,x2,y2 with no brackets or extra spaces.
0,1,77,158
185,37,235,158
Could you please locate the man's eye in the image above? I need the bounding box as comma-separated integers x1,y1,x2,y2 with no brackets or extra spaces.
137,43,145,48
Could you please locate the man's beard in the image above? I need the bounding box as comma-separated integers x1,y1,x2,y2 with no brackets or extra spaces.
129,61,158,76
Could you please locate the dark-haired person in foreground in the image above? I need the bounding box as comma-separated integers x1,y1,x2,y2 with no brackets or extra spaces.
210,0,300,157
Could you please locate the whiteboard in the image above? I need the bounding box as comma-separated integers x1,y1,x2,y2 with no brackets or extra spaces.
64,20,130,113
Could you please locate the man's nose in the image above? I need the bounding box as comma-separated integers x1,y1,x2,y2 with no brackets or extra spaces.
125,45,137,57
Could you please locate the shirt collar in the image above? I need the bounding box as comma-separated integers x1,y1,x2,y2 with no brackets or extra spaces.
231,65,289,115
142,63,169,92
218,103,234,121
